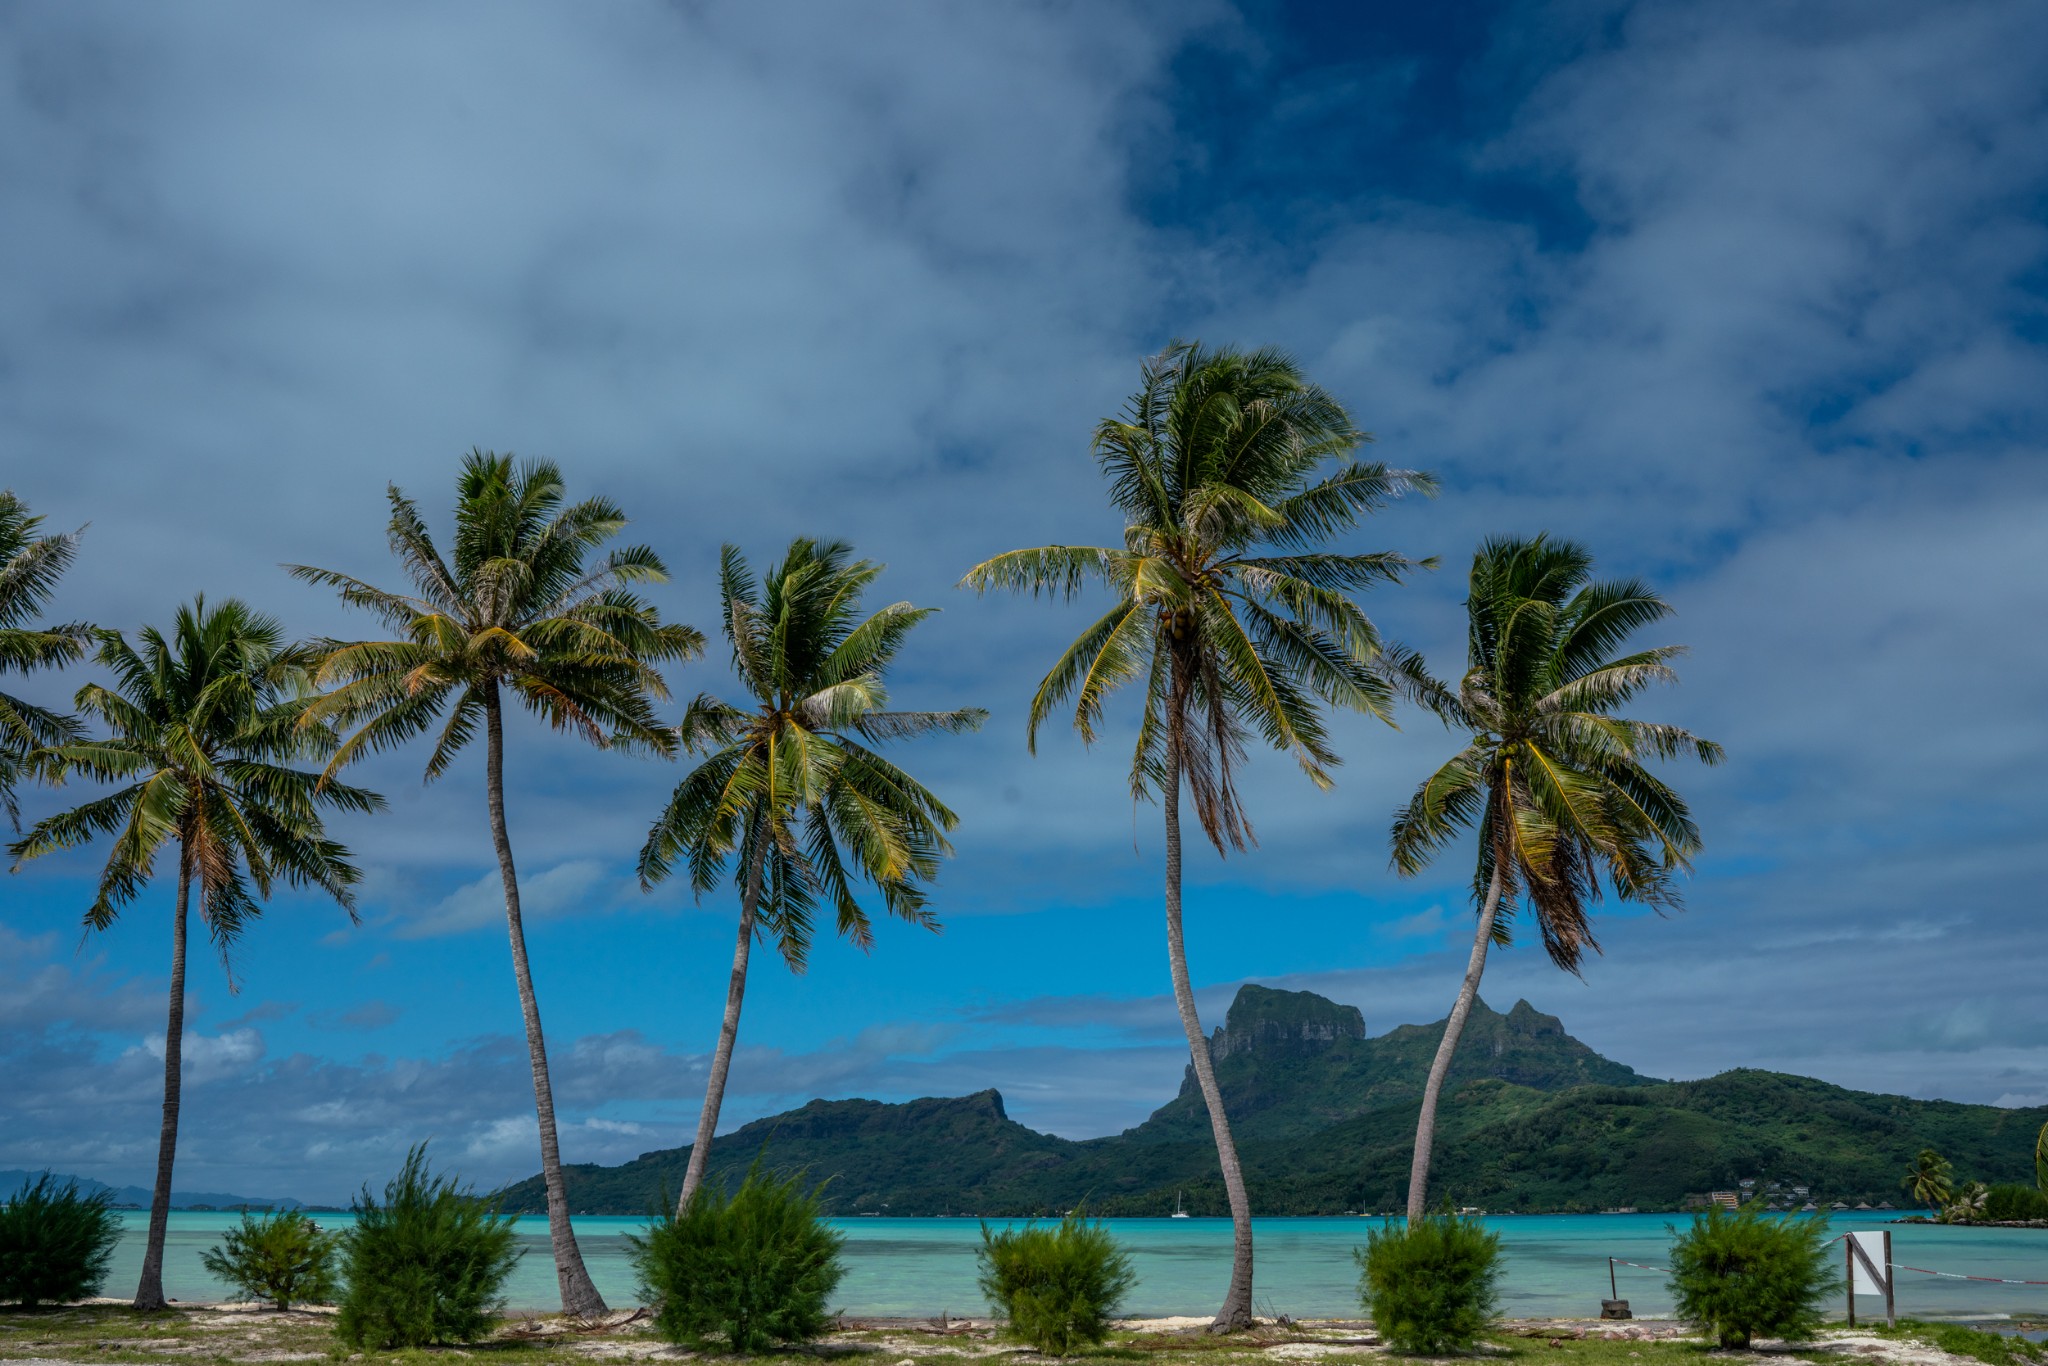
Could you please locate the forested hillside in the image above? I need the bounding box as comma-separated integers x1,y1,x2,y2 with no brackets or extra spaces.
496,987,2044,1216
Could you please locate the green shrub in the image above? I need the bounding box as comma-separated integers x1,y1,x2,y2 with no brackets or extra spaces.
333,1145,521,1349
1667,1205,1838,1348
1355,1215,1502,1354
1981,1185,2048,1222
976,1210,1137,1354
0,1174,123,1308
200,1210,340,1310
627,1162,845,1353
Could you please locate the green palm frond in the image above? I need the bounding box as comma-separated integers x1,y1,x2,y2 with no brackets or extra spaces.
10,599,381,968
971,342,1431,852
641,539,979,972
0,491,94,822
297,451,704,781
1390,534,1718,973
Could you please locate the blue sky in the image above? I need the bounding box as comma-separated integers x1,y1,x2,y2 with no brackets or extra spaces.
4,0,2046,1205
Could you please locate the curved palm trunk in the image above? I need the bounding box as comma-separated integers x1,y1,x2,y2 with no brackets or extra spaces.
483,686,606,1317
1163,747,1256,1332
1404,865,1505,1223
133,847,192,1311
676,810,769,1212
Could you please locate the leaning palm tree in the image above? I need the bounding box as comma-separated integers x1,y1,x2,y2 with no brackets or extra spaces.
9,597,379,1311
964,342,1432,1331
640,538,984,1209
1390,534,1721,1222
1904,1147,1953,1216
289,452,702,1316
0,491,94,824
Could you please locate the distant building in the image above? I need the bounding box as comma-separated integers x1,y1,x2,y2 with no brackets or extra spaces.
1738,1178,1757,1190
1709,1191,1741,1209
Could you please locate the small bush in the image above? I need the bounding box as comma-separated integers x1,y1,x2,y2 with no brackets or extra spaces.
1981,1185,2048,1222
0,1174,123,1308
1667,1205,1838,1348
977,1211,1137,1354
628,1161,845,1353
200,1210,340,1310
334,1145,521,1349
1355,1215,1502,1354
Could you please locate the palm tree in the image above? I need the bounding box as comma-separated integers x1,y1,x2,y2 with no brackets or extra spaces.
1904,1147,1953,1216
1389,534,1722,1222
290,452,702,1316
963,342,1432,1331
640,538,984,1208
8,597,379,1311
0,491,93,824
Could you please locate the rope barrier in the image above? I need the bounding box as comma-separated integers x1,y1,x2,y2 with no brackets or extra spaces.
1888,1264,2048,1286
1609,1243,2048,1287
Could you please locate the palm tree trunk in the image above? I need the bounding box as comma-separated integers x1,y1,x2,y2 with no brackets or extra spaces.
133,845,191,1311
1405,864,1505,1223
676,808,769,1213
483,683,607,1317
1163,744,1256,1332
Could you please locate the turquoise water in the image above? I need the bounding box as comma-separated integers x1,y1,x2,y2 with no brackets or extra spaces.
112,1211,2048,1320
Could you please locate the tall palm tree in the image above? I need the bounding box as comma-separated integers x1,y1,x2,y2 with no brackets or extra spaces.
964,342,1432,1331
290,452,702,1316
1390,534,1721,1222
0,491,94,824
9,597,379,1311
640,538,984,1209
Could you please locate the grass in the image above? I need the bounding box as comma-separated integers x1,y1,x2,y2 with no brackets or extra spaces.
1,1307,2040,1366
1866,1320,2048,1366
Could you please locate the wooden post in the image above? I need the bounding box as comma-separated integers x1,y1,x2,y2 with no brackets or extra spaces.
1845,1233,1892,1330
1610,1257,1618,1300
1883,1230,1895,1327
1846,1238,1856,1328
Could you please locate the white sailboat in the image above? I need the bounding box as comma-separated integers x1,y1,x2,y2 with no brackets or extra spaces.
1172,1189,1190,1218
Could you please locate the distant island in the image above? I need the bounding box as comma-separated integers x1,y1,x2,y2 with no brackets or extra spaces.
0,1171,306,1212
495,985,2048,1217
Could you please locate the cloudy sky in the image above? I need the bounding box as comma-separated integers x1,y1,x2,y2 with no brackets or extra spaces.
5,0,2046,1205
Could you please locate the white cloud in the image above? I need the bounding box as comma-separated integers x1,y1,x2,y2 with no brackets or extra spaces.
398,860,619,939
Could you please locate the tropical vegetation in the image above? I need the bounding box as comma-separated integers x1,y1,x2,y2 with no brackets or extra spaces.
1666,1204,1837,1349
1355,1212,1502,1354
964,340,1431,1329
638,538,982,1209
292,453,702,1316
0,1175,122,1309
334,1146,522,1349
627,1160,845,1353
0,492,92,828
976,1210,1136,1354
1,343,1882,1328
1389,534,1721,1220
7,598,378,1309
199,1211,340,1311
1903,1147,1953,1215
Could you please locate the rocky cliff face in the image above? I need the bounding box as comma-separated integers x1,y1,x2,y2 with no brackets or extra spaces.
1205,983,1367,1062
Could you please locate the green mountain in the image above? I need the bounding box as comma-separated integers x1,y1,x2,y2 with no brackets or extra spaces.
495,986,2045,1216
1128,986,1648,1143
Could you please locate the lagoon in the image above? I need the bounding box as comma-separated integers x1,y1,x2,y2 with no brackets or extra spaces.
113,1211,2048,1321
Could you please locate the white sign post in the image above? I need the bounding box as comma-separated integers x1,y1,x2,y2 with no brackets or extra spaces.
1845,1230,1894,1327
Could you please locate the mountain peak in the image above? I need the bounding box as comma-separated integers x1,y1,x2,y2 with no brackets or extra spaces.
1210,984,1366,1062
